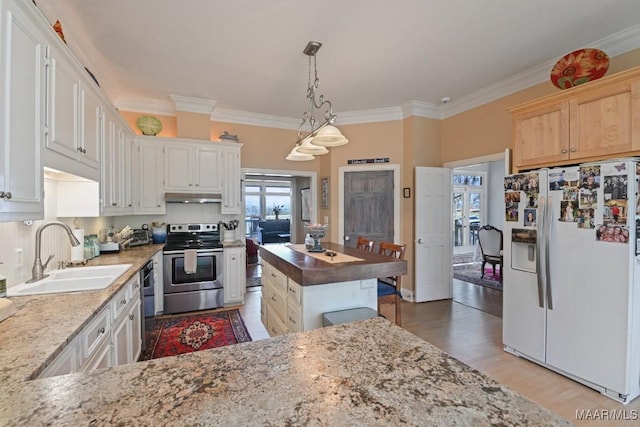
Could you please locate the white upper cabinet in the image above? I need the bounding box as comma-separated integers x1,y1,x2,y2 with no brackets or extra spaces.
134,138,165,214
101,108,133,215
45,42,102,172
0,0,45,221
221,146,242,214
164,141,222,193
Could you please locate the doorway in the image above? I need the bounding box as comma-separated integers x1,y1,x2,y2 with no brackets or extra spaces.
444,153,507,317
453,171,486,256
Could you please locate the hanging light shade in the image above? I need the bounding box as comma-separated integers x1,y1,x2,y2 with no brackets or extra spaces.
286,146,315,161
296,135,329,155
311,125,349,147
286,41,348,161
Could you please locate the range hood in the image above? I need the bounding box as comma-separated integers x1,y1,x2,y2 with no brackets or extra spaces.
164,193,222,203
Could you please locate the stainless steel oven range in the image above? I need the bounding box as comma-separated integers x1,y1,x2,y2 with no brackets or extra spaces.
163,223,224,314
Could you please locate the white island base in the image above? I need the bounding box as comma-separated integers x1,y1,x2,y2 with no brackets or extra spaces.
261,260,377,335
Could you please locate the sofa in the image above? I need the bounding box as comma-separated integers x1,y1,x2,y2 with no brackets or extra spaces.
257,219,291,244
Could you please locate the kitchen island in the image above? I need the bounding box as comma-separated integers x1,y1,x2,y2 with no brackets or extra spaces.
0,317,570,425
259,242,407,334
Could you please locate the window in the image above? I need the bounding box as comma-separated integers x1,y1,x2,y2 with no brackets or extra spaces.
244,181,292,221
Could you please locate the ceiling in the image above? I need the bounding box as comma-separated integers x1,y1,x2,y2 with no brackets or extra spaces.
36,0,640,125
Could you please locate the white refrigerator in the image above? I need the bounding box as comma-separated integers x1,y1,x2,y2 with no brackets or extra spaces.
503,159,640,404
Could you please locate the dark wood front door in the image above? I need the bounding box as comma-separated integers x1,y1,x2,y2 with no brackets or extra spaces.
343,170,394,247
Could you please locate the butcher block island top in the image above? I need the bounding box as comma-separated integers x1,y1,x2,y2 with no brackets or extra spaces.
0,317,570,426
259,242,407,285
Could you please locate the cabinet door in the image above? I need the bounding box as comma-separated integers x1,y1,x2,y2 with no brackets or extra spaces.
195,145,222,191
39,338,79,379
47,47,78,159
100,117,118,213
164,142,193,191
129,298,142,362
78,84,102,168
0,0,44,220
513,101,569,169
221,147,241,214
82,338,112,372
223,247,246,305
136,139,165,214
153,251,164,314
121,132,134,212
111,310,130,366
569,80,640,160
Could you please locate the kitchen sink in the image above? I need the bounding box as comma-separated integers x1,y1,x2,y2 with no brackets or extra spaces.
8,264,132,296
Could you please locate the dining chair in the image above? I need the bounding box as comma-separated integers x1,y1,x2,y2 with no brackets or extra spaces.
477,225,503,282
356,236,375,252
377,241,406,326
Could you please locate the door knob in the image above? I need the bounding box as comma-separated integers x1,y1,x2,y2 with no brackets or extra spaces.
344,236,350,241
417,238,423,244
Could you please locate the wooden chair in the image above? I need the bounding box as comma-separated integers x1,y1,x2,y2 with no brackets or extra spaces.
377,241,406,326
356,236,375,252
477,225,503,282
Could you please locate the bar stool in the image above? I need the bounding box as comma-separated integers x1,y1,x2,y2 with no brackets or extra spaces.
377,241,406,326
356,236,375,251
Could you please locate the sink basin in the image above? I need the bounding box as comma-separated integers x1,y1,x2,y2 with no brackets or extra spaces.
8,264,132,296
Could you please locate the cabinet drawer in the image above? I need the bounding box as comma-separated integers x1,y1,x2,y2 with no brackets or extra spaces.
287,279,302,305
266,288,287,323
267,307,288,336
287,301,302,333
111,283,130,320
80,305,111,362
260,296,267,327
263,263,287,294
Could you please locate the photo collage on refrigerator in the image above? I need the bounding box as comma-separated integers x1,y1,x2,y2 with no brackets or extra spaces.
551,162,629,244
504,172,539,226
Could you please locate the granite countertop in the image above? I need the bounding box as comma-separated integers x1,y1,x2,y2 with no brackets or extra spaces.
0,317,570,426
0,244,163,388
260,242,407,285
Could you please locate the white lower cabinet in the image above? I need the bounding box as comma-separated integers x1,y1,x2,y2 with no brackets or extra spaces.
39,337,80,378
113,297,141,366
39,272,142,378
223,246,246,306
82,337,113,372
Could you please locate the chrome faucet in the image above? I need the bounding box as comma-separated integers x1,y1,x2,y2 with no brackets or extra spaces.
26,221,81,283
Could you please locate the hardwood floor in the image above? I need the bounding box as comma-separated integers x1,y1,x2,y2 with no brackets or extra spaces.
238,286,640,426
452,278,502,317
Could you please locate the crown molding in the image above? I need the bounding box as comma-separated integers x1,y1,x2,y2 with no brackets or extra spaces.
114,96,176,116
402,100,442,120
211,108,300,129
336,106,404,125
169,94,217,114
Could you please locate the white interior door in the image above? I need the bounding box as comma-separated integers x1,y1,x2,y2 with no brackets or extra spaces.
415,167,452,302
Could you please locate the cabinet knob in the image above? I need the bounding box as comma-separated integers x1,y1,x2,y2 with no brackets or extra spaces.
561,149,568,154
129,314,134,320
570,148,577,152
156,204,161,207
112,203,117,206
121,299,127,305
0,191,4,199
97,327,105,335
4,192,11,200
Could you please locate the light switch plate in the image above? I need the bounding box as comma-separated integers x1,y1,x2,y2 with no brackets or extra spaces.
14,248,23,268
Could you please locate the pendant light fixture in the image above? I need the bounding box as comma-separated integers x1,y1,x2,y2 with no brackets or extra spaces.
286,41,348,161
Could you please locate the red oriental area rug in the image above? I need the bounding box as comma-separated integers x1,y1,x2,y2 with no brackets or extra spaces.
140,309,252,361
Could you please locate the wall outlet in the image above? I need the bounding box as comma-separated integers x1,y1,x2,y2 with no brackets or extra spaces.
14,248,23,268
